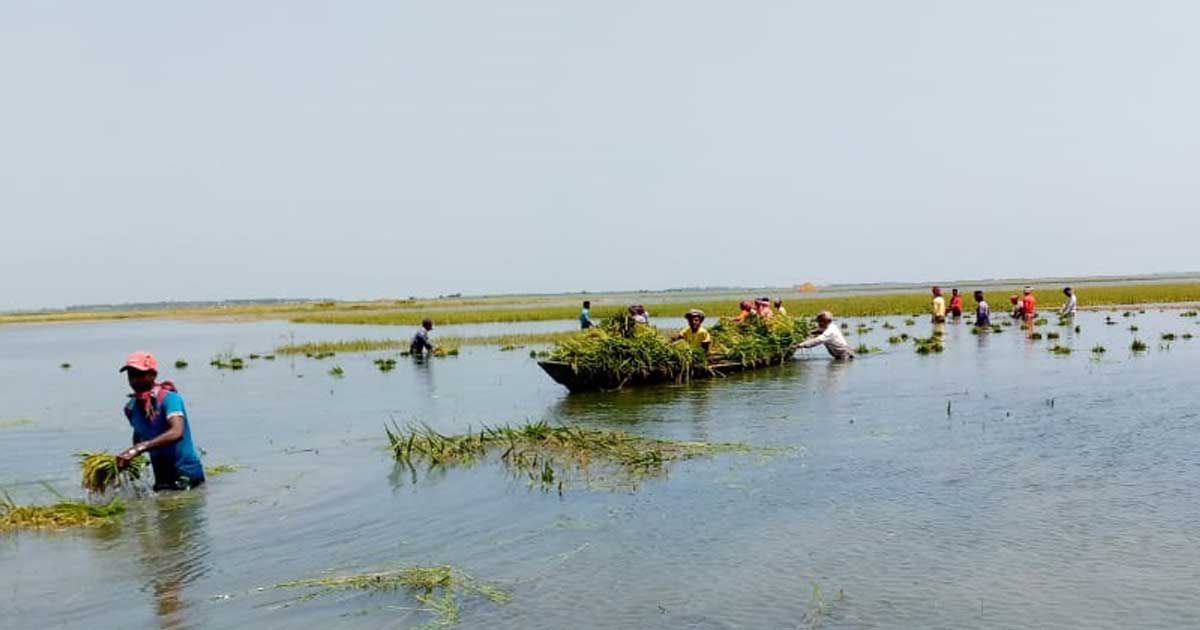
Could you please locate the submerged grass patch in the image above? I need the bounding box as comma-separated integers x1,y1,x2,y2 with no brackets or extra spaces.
1131,339,1148,352
78,451,147,494
1048,344,1072,355
386,421,752,491
1,486,125,532
206,464,241,477
275,564,508,627
913,336,944,354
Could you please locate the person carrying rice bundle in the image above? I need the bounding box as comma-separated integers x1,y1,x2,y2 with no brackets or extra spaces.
732,300,755,323
116,351,205,491
669,309,713,352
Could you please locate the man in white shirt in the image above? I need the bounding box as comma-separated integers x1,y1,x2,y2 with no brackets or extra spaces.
1059,287,1077,317
795,311,854,360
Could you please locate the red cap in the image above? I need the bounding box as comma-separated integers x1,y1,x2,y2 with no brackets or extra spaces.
119,351,158,373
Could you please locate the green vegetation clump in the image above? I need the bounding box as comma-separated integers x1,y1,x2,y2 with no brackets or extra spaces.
1,487,125,532
1184,333,1194,340
210,352,245,370
78,452,147,494
887,335,905,344
991,325,1004,333
206,464,240,477
1048,344,1072,355
1030,332,1044,340
374,357,397,372
1129,325,1139,332
1092,344,1107,354
328,365,344,377
1161,333,1177,341
1046,331,1060,340
1131,339,1148,352
275,564,509,627
174,359,188,369
305,351,335,360
1181,310,1199,317
1033,318,1048,326
386,421,749,490
913,336,943,354
546,312,808,385
59,363,71,369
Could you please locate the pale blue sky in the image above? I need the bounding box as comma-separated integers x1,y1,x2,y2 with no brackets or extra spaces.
3,2,1198,309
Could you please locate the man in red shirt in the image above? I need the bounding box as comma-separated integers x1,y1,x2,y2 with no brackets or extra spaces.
1021,286,1037,321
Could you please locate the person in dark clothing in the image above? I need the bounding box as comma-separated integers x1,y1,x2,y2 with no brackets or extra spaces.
410,318,435,356
580,301,594,329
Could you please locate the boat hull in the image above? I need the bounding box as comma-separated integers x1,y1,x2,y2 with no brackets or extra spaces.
537,353,793,393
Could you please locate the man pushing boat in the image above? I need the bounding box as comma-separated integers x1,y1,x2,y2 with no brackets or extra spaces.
669,309,713,352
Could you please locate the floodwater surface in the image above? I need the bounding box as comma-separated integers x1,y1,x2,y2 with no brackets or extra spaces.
2,311,1200,629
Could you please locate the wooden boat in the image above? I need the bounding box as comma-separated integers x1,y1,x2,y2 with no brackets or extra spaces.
537,352,793,393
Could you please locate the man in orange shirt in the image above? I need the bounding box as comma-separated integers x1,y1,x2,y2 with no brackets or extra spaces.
1021,286,1037,321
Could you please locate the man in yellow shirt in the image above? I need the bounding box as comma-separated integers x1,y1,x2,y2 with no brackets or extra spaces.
671,309,712,352
931,286,947,323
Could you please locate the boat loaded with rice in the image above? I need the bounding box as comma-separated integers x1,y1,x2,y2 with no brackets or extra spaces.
538,312,810,392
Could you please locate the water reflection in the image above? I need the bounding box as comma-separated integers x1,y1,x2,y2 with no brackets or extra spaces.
130,492,210,630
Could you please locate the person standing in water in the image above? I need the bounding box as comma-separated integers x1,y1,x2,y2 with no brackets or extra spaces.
795,311,854,360
948,289,964,320
410,318,436,356
973,290,990,328
931,286,947,323
116,351,205,491
579,300,594,329
1059,287,1077,318
1022,286,1037,321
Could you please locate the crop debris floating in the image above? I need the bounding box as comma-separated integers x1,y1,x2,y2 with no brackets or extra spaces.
386,421,757,491
274,564,509,627
1,483,126,532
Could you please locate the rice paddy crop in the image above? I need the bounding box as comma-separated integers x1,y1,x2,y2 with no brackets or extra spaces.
544,312,808,387
210,351,245,370
1,493,126,533
1092,344,1107,353
1131,339,1148,352
913,336,943,354
374,358,397,372
887,335,905,344
1184,333,1194,340
1033,318,1048,326
1129,325,1139,332
1161,333,1177,341
174,359,188,369
305,351,336,360
386,421,750,491
78,451,148,494
59,363,70,369
328,365,345,377
1030,332,1044,340
1046,331,1060,340
1048,344,1072,355
1182,310,1199,317
206,464,241,477
275,564,508,627
275,331,578,355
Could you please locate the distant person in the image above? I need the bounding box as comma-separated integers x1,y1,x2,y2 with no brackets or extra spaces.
669,309,712,352
410,318,435,356
1022,286,1037,321
630,304,650,326
931,286,946,323
795,311,854,360
948,288,964,319
1010,294,1024,319
755,297,774,319
116,352,205,491
733,300,754,323
774,299,787,317
973,290,990,327
1059,287,1077,317
579,300,594,329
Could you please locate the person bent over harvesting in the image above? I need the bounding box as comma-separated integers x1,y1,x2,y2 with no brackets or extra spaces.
795,311,854,360
411,318,435,356
117,351,204,491
670,309,712,352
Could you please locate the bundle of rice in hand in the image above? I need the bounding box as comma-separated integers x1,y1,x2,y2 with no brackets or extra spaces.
77,451,148,494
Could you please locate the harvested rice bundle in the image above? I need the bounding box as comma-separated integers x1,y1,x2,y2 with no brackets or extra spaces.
78,451,148,494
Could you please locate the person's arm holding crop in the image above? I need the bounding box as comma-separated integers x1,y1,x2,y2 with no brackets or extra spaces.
117,414,184,468
795,327,833,349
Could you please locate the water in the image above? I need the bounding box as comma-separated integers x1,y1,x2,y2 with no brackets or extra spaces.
3,311,1200,629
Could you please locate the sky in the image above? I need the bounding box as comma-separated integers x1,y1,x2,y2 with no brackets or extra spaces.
3,1,1199,309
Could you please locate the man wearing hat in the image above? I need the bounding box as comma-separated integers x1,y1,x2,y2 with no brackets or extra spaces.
670,309,712,352
116,351,205,490
795,311,854,360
